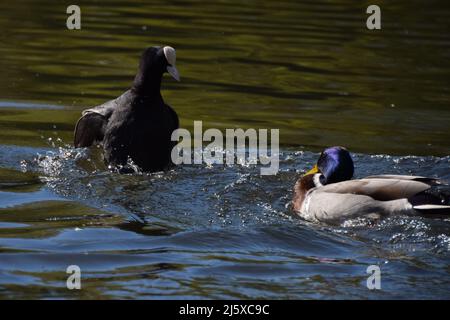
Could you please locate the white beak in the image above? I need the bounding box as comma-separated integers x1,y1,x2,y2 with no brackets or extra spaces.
163,46,180,81
167,65,180,81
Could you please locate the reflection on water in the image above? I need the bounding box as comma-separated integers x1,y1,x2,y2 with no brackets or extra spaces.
0,0,449,299
0,0,449,154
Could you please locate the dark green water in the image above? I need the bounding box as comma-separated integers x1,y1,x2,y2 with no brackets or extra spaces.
0,0,449,299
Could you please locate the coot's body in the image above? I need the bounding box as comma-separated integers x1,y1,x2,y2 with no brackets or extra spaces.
74,46,180,172
102,90,179,171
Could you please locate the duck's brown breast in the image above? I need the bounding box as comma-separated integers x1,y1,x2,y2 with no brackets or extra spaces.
292,174,316,213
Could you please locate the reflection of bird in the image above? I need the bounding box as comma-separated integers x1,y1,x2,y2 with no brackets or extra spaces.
292,146,450,224
74,46,180,172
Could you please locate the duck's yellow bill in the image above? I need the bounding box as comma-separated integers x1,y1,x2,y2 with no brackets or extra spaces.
305,164,319,175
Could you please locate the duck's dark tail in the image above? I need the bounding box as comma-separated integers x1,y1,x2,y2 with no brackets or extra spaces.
413,204,450,215
410,191,450,215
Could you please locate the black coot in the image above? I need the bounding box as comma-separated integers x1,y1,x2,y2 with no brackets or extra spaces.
74,46,180,172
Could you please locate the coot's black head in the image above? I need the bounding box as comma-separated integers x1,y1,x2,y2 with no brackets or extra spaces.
133,46,180,92
305,146,354,184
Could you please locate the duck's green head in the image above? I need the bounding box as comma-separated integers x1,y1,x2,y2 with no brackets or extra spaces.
305,146,354,184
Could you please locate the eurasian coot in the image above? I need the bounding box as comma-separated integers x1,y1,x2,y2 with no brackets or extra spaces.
74,46,180,172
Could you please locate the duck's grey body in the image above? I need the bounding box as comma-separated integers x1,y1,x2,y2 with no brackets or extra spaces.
296,174,448,224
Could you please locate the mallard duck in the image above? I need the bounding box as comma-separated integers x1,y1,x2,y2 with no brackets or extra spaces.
292,146,450,224
74,46,180,172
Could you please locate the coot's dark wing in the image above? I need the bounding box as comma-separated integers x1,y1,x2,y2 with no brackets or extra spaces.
74,112,107,147
74,92,128,147
74,90,134,147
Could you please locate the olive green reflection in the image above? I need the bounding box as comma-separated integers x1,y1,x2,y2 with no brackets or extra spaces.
0,0,449,155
